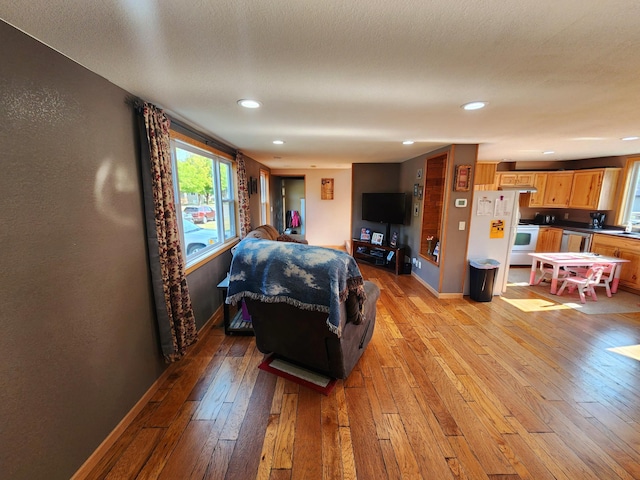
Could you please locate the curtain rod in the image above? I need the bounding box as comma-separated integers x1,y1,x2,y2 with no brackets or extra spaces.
127,96,237,158
169,118,237,158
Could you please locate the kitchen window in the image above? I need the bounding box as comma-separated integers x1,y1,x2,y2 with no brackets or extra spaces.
170,137,237,267
619,156,640,231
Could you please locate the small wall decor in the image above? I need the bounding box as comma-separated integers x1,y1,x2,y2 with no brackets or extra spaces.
418,185,424,199
454,165,472,191
321,178,334,200
249,176,258,196
413,183,419,196
413,202,420,217
416,168,423,180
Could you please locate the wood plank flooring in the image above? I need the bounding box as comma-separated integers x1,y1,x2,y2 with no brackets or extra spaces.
82,264,640,479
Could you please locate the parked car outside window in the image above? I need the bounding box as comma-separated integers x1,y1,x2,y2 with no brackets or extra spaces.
183,205,215,224
183,219,218,255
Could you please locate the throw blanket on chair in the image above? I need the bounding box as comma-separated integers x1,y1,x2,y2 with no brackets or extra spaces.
226,238,365,336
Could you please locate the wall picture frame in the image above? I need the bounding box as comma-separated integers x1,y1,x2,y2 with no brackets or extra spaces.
321,178,334,200
454,165,472,192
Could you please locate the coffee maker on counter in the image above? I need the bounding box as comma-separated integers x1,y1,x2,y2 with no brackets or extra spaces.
589,212,606,229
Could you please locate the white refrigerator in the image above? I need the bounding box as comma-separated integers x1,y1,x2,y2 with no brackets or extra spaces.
464,190,520,296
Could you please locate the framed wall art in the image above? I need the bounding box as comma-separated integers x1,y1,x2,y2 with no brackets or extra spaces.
454,165,472,192
321,178,334,200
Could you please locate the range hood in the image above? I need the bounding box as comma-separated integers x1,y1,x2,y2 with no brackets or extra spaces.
498,185,538,193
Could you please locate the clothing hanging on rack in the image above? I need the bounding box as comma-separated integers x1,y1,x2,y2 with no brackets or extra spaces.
286,210,301,228
291,210,301,228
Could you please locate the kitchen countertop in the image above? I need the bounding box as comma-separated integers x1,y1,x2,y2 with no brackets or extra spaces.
520,220,640,240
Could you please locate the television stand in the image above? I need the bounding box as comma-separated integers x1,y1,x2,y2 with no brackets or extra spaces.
351,239,406,275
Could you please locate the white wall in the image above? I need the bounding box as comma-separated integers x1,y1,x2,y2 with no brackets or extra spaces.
271,168,352,246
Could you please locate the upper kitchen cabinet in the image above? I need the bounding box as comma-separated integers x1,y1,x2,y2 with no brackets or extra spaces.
542,172,574,207
474,163,498,185
523,173,548,208
499,172,535,186
568,168,621,210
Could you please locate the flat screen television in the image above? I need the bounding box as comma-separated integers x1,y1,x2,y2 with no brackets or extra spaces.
362,192,407,225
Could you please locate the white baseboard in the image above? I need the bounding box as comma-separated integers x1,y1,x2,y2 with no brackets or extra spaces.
411,271,463,299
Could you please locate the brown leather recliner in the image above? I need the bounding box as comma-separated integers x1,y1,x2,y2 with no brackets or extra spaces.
245,280,379,379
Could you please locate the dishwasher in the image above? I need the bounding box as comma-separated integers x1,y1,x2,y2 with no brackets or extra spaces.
560,230,593,252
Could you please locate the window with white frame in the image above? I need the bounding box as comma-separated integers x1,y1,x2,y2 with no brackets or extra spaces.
170,138,237,266
260,169,270,224
619,157,640,231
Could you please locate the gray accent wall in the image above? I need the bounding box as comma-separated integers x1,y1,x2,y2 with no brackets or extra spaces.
351,163,402,241
0,21,237,479
352,147,478,294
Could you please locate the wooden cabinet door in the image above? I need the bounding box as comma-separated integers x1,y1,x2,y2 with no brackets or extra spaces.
568,168,620,210
515,173,535,186
474,163,498,186
499,173,517,186
528,173,547,207
617,247,640,289
591,234,640,290
569,170,603,209
543,172,573,207
535,227,562,252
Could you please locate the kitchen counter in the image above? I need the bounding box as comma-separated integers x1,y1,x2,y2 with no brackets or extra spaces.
520,220,640,240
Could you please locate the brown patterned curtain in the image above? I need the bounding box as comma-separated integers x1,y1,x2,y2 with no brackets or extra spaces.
136,101,197,362
236,152,252,237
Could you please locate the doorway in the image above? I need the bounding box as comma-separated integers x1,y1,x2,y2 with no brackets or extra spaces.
271,175,305,241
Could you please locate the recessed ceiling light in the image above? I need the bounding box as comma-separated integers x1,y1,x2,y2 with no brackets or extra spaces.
622,136,639,141
273,140,285,145
462,101,487,110
237,99,261,109
543,151,555,155
403,140,414,145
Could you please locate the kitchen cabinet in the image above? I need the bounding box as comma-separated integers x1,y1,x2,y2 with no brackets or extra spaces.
535,227,563,252
568,168,621,210
591,234,640,292
499,172,535,187
542,172,574,207
519,173,548,208
474,163,498,186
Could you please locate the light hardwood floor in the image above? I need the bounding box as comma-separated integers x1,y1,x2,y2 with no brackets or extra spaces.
82,264,640,479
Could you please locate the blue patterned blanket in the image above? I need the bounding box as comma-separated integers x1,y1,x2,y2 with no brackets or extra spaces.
226,239,365,336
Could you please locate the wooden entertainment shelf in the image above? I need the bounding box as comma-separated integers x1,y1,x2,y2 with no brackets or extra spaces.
351,239,406,275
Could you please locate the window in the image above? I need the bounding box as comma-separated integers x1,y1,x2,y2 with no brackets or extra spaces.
260,169,270,224
171,138,237,266
619,157,640,231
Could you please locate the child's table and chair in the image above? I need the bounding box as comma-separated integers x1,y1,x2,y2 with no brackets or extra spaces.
527,252,629,299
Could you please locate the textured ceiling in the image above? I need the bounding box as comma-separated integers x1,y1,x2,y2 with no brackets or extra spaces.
3,1,640,169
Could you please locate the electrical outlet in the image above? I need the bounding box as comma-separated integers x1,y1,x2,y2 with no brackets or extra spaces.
417,261,422,268
459,221,466,230
564,213,569,219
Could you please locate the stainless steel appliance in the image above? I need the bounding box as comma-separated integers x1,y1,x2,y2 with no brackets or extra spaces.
560,230,592,252
510,224,539,265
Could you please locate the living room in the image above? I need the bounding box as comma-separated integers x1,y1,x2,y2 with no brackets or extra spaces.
3,3,640,479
